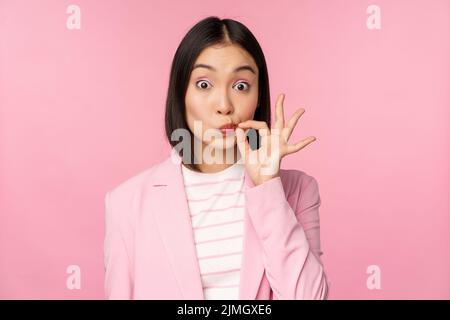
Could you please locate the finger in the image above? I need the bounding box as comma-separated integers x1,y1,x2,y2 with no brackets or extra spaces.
235,127,250,161
285,108,305,139
286,136,317,154
275,93,285,130
238,120,270,132
260,130,269,151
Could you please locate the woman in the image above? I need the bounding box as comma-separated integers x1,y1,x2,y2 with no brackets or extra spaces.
104,16,329,300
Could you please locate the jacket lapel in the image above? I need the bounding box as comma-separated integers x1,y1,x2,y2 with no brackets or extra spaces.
143,151,204,299
239,170,265,299
145,148,265,300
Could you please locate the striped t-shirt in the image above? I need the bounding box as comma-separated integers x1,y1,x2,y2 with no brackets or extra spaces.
181,160,246,300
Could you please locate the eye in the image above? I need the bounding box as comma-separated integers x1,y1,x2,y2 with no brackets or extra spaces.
234,81,250,91
196,80,212,90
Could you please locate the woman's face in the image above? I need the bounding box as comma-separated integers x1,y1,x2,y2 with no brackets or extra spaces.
185,43,259,152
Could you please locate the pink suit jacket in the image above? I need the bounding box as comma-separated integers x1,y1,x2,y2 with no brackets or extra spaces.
104,148,329,299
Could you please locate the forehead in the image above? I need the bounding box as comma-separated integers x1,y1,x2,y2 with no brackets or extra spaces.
192,44,258,75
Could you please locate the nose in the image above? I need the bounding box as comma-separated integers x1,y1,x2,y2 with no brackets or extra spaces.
216,106,233,115
215,96,234,115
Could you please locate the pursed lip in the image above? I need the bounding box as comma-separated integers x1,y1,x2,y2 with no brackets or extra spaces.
218,123,237,130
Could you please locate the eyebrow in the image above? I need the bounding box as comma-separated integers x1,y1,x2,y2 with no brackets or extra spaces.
192,63,257,75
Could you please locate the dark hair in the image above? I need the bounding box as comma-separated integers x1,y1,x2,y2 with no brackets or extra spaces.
164,16,271,169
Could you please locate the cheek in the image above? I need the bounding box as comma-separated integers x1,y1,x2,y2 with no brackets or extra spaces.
185,89,213,142
185,89,207,124
238,95,259,121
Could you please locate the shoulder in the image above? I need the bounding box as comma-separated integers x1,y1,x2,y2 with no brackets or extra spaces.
278,168,320,204
104,156,171,211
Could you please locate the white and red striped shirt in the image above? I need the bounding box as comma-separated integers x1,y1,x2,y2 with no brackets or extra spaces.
181,161,245,300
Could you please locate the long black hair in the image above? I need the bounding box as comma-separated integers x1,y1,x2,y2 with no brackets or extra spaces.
164,16,271,169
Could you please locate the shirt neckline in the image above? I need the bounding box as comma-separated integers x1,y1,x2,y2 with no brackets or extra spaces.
181,159,244,180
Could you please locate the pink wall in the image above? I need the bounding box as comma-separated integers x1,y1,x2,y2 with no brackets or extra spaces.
1,0,449,299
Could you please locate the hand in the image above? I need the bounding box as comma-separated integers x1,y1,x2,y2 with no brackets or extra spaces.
235,93,317,186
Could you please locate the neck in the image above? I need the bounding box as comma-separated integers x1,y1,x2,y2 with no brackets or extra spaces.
190,144,241,174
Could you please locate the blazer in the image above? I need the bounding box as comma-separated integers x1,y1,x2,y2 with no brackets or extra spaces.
104,148,329,299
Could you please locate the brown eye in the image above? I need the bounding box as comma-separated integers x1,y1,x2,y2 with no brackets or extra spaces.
196,80,211,90
234,82,250,91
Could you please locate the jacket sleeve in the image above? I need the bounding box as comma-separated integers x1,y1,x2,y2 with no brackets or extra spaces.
104,191,133,299
245,175,329,300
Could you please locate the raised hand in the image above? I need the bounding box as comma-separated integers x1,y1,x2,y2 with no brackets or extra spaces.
235,93,317,186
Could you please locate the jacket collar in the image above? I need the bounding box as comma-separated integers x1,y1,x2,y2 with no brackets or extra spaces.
141,148,265,299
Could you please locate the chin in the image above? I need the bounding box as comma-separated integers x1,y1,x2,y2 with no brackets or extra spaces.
207,135,237,150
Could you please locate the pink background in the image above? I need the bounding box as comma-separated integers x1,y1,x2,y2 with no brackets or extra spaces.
1,0,449,299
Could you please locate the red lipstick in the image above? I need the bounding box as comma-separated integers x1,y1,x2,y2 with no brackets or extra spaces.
218,123,237,135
